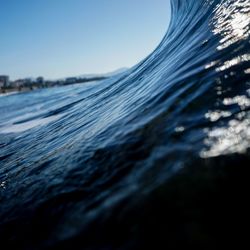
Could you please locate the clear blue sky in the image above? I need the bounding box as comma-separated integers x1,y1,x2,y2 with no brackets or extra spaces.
0,0,170,80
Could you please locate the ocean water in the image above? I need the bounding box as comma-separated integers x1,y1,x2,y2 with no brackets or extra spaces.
0,0,250,249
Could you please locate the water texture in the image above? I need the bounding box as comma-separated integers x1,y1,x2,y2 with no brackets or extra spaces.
0,0,250,249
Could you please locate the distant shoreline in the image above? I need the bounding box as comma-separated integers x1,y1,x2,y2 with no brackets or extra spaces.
0,77,107,95
0,86,41,95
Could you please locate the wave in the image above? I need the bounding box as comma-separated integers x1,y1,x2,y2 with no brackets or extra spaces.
0,0,250,249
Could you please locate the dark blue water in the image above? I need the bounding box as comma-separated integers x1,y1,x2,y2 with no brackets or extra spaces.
0,0,250,249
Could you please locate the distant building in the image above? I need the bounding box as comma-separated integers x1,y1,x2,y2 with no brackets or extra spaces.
11,79,25,88
0,75,10,87
23,78,32,87
36,77,44,85
65,77,77,85
9,81,18,88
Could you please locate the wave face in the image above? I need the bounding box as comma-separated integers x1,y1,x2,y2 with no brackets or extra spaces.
0,0,250,249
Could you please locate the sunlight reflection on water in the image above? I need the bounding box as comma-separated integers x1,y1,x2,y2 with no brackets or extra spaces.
202,0,250,158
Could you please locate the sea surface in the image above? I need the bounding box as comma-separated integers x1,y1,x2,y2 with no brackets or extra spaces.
0,0,250,249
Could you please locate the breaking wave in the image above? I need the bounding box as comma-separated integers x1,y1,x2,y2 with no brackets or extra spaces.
0,0,250,249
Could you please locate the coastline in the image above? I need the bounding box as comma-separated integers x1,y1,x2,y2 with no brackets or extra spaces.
0,86,43,95
0,77,107,95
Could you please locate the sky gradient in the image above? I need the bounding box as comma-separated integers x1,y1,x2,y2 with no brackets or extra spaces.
0,0,171,80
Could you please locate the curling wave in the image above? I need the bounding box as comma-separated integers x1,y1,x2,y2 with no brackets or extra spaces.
0,0,250,249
